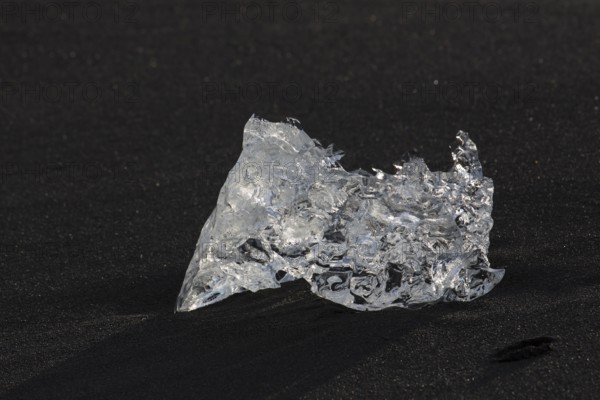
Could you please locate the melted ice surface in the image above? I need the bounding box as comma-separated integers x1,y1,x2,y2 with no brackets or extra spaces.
176,116,504,311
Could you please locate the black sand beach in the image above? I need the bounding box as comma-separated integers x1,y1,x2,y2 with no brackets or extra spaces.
1,0,599,398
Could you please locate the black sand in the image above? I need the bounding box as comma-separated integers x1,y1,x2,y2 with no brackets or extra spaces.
1,0,599,398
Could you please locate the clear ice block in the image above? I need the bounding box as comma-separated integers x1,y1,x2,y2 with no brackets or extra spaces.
176,116,504,311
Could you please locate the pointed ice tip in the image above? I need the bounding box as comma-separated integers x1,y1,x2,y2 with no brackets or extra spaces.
175,294,201,313
456,130,470,143
175,293,188,313
451,130,483,179
242,115,267,147
245,114,261,129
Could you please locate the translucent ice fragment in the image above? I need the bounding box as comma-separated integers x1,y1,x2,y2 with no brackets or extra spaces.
176,116,504,312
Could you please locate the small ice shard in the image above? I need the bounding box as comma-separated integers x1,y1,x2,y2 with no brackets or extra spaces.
176,116,504,312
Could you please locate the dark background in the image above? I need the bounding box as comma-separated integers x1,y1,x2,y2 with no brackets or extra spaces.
1,0,599,398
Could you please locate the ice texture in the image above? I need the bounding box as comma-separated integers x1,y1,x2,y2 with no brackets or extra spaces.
176,116,504,312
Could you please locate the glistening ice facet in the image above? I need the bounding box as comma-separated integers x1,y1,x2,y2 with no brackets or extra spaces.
176,116,504,312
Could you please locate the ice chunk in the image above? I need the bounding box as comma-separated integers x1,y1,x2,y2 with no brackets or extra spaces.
176,116,504,312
